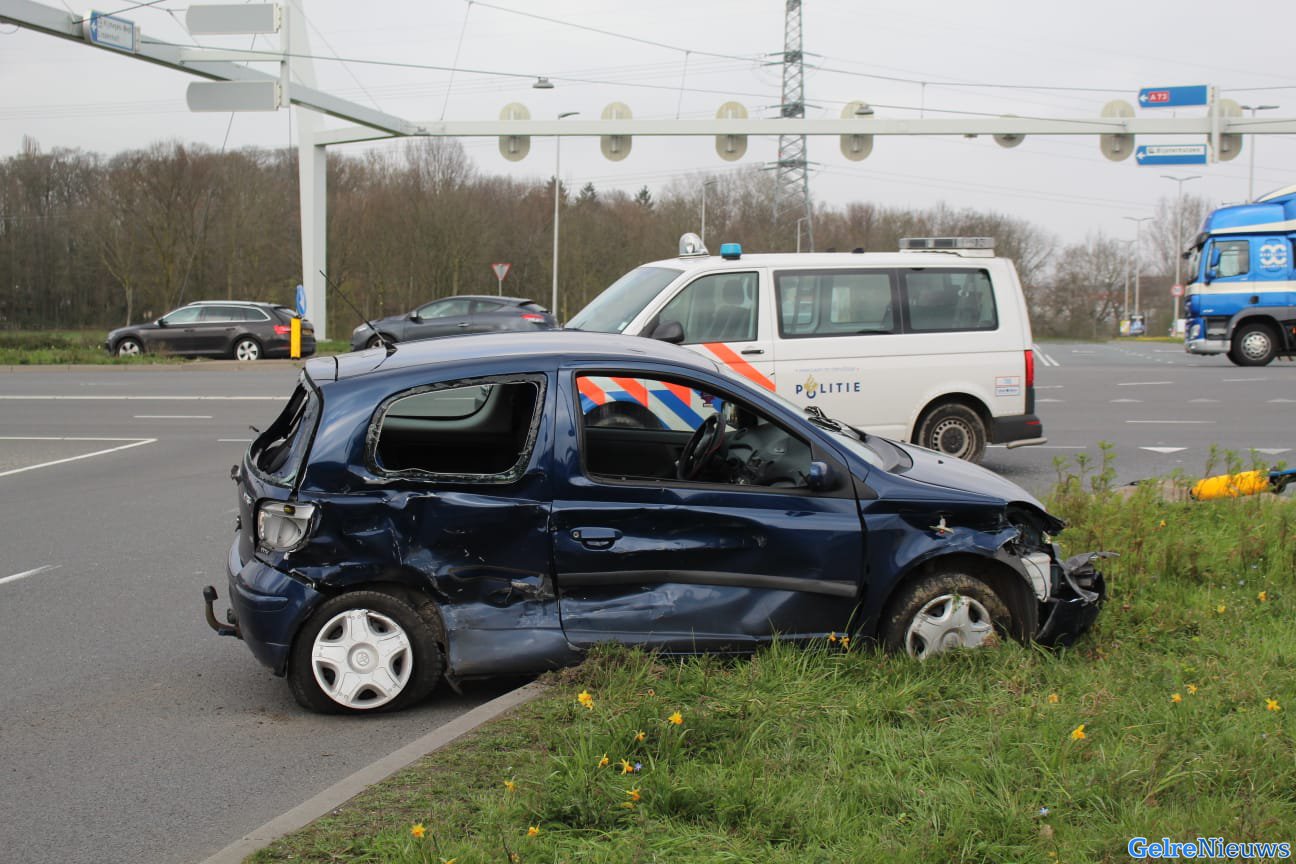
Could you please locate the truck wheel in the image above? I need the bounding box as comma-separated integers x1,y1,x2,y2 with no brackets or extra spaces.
1232,323,1277,366
915,402,986,463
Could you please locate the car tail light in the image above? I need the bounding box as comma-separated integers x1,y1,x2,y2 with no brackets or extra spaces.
521,313,547,323
256,501,316,552
1024,349,1035,389
273,324,291,336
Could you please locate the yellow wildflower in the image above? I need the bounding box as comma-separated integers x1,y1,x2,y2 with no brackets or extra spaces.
827,632,838,643
841,636,851,649
577,690,595,710
626,787,641,802
1258,591,1268,602
1047,693,1059,704
1187,684,1198,695
527,826,540,838
1070,724,1087,741
1171,693,1182,704
634,730,646,743
1267,698,1282,712
411,824,427,839
619,758,634,774
1217,604,1227,614
1158,520,1166,528
597,753,610,768
441,859,457,864
668,711,684,726
503,779,517,793
510,854,520,864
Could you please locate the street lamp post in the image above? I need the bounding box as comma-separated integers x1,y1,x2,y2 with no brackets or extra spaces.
550,110,579,321
700,178,717,246
1123,216,1153,326
1161,174,1200,326
1240,104,1279,200
795,216,809,253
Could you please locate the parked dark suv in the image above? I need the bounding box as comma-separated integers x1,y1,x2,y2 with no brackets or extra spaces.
349,295,556,351
105,301,316,361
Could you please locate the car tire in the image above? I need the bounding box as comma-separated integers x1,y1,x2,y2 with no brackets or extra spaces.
915,402,986,463
116,337,143,357
233,337,262,362
366,334,387,350
288,590,442,714
882,570,1013,659
1231,322,1277,366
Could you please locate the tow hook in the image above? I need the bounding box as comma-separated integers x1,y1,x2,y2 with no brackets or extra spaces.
203,585,242,638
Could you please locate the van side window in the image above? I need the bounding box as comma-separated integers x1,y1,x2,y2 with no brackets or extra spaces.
902,269,998,332
656,272,758,343
775,271,895,337
371,377,543,482
1214,240,1250,278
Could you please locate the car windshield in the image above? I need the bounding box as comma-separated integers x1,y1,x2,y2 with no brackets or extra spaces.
565,266,683,333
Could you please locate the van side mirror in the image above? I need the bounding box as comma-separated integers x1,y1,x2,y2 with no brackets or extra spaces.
650,320,685,344
806,461,834,491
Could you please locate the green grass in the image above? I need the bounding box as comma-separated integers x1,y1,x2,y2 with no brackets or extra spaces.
248,451,1296,864
0,330,352,364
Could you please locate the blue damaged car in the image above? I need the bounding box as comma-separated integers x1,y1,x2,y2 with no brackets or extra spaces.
203,331,1105,714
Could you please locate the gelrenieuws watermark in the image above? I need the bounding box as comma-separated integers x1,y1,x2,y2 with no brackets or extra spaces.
1128,837,1292,859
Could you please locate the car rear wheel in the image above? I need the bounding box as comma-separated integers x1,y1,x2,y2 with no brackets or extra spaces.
116,337,143,357
882,571,1013,659
1231,322,1276,366
915,402,986,463
288,591,442,714
233,337,262,361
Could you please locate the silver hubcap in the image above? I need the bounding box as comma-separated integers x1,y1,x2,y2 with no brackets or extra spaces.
905,593,994,658
929,418,973,459
1240,331,1271,361
117,341,140,357
236,341,259,361
311,609,413,709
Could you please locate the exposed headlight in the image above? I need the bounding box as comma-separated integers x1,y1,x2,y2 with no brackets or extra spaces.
1188,323,1201,340
256,500,317,552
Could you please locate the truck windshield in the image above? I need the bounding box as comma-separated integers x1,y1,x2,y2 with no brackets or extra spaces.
565,266,682,333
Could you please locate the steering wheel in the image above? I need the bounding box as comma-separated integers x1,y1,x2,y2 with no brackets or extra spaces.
677,414,727,480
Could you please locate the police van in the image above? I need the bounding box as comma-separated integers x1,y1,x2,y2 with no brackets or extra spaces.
565,235,1044,464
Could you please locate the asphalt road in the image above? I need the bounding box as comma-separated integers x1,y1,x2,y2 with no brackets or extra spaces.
0,344,1291,864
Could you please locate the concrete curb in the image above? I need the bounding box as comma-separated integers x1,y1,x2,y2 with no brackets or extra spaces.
196,681,547,864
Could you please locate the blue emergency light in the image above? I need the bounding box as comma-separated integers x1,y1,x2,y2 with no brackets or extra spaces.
719,243,742,260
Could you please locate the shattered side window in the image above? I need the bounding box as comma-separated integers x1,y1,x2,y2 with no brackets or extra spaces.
370,376,544,483
250,377,320,486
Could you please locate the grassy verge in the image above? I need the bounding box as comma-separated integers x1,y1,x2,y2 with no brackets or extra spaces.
248,456,1296,864
0,331,352,364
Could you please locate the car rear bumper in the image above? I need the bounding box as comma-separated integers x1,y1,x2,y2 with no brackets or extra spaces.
989,412,1045,446
223,535,322,675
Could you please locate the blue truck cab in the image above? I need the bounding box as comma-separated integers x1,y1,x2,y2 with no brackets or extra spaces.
1184,184,1296,366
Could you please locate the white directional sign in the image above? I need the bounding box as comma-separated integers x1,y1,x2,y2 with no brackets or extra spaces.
83,11,138,53
186,4,280,35
186,81,281,112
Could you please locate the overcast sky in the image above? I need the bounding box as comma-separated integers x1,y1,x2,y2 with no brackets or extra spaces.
2,0,1293,248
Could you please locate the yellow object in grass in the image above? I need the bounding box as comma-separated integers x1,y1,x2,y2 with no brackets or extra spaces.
1190,470,1272,500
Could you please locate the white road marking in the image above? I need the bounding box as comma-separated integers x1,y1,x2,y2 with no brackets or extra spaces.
0,395,280,401
1036,385,1064,390
1126,420,1214,425
1032,345,1059,367
133,415,213,419
987,444,1085,450
1268,398,1296,404
0,436,148,441
1117,381,1173,386
1110,398,1142,403
1071,350,1095,355
1222,378,1268,383
1255,448,1292,455
0,438,156,478
218,438,254,443
1037,398,1064,403
1189,398,1220,403
0,564,61,587
1141,446,1188,454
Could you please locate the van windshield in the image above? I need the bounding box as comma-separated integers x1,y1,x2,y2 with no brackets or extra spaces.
565,266,682,333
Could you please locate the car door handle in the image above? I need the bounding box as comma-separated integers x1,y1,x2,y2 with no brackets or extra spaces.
570,527,622,549
740,348,764,355
457,322,470,328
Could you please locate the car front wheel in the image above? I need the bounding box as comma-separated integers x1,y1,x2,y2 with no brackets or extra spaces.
233,337,262,361
288,591,442,714
116,337,143,357
882,571,1013,659
915,402,986,462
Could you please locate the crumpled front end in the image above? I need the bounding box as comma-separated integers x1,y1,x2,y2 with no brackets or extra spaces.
1035,551,1109,647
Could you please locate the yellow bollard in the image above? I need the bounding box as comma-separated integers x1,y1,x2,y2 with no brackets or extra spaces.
1190,470,1272,501
290,316,301,359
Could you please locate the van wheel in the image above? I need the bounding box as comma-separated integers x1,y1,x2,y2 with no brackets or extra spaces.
882,571,1013,659
915,403,986,463
1231,323,1276,366
288,591,442,714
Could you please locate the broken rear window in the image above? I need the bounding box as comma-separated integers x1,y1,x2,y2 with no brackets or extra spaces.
250,377,320,486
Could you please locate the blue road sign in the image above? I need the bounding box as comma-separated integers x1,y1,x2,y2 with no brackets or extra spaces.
1135,144,1208,166
84,11,137,52
1138,86,1208,108
295,283,307,317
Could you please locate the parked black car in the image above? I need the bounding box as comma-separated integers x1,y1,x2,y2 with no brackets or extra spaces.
349,295,557,351
106,301,316,361
205,330,1105,714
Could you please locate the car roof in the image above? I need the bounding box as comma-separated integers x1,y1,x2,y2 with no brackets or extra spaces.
423,295,535,304
309,330,722,383
185,300,278,308
640,250,1002,272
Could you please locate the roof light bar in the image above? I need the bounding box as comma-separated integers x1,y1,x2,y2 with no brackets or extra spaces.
898,237,995,251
